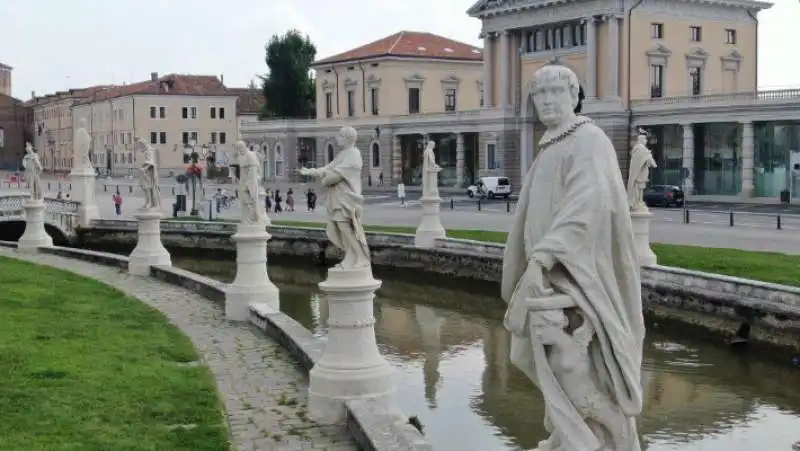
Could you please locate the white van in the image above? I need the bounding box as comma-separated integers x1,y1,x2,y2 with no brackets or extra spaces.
466,176,512,199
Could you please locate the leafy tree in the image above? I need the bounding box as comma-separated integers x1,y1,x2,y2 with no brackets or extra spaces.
259,30,316,119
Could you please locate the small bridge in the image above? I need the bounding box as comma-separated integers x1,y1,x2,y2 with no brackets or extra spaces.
0,194,81,244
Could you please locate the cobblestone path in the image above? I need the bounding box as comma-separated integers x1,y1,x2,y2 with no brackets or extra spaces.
0,248,357,451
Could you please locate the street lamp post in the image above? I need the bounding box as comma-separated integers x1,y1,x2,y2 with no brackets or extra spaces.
187,140,202,216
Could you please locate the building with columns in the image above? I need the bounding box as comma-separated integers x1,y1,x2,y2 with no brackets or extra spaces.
243,0,800,202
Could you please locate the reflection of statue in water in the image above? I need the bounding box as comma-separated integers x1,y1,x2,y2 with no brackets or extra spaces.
299,126,371,269
422,141,441,199
502,65,644,451
235,141,266,225
627,130,657,212
135,138,161,210
22,142,43,201
415,305,444,408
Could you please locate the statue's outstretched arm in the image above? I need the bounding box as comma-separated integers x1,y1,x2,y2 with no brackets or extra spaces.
320,171,344,187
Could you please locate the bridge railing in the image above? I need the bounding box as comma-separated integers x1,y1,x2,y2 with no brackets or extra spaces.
0,194,80,232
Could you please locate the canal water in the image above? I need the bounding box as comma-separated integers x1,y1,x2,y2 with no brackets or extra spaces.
176,256,800,451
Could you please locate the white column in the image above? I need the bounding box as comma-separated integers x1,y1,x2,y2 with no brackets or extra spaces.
586,17,597,98
682,123,695,195
128,209,171,276
455,133,464,187
482,33,494,108
499,31,511,107
741,120,755,197
69,165,100,228
607,16,620,98
18,198,53,252
225,222,279,320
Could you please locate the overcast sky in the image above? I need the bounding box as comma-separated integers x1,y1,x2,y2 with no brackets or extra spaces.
2,0,797,100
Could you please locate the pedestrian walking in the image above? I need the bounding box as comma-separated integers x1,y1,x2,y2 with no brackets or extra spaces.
112,190,123,216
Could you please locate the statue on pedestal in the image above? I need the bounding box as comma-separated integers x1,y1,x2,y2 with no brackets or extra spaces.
22,142,43,201
235,140,266,225
134,138,161,210
299,126,370,269
501,65,644,451
73,119,92,170
627,130,657,212
422,141,441,199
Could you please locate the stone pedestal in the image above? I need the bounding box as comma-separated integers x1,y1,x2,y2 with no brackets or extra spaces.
18,199,53,252
225,223,279,321
69,165,100,227
129,209,171,276
308,266,395,424
631,209,657,266
414,196,446,248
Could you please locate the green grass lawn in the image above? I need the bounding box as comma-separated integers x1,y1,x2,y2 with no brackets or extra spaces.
0,257,229,451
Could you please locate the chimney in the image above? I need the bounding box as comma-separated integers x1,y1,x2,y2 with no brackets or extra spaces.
150,72,159,81
220,74,224,85
31,90,35,100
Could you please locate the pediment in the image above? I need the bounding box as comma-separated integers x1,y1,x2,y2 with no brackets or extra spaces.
404,72,426,82
722,49,743,61
686,47,709,60
366,74,381,83
344,77,358,86
646,44,672,57
441,74,462,84
321,79,333,89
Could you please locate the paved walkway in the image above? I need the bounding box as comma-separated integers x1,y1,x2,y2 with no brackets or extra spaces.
0,248,356,451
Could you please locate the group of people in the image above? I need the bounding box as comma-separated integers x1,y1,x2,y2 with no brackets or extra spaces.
264,187,318,214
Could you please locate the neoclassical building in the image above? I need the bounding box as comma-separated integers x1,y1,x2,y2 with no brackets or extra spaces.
243,0,800,201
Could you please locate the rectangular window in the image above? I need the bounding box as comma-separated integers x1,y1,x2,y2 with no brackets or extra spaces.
347,90,355,117
159,132,166,144
120,133,125,145
690,26,702,42
149,106,156,118
444,88,456,111
649,64,664,98
487,143,497,170
127,132,132,144
219,107,225,119
182,107,188,119
219,132,226,144
182,132,189,144
408,87,420,114
210,132,217,144
190,107,197,119
159,106,166,118
150,132,157,144
651,23,664,39
210,107,216,119
325,92,333,118
689,67,702,95
370,88,379,115
725,29,737,44
190,131,198,142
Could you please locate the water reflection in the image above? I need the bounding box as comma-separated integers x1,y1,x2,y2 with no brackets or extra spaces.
176,257,800,451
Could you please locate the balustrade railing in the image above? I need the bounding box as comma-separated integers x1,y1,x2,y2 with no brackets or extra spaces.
0,194,80,231
631,87,800,108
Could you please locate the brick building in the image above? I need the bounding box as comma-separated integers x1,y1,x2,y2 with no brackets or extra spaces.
0,63,32,171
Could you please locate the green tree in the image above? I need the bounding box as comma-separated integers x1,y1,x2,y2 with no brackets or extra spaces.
259,30,316,119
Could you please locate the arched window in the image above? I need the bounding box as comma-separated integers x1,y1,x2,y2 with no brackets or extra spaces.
371,142,380,168
327,144,335,163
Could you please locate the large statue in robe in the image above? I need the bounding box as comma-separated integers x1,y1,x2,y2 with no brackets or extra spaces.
501,65,645,451
73,118,92,170
299,126,370,269
22,142,43,201
422,141,441,199
627,131,657,212
235,140,266,225
135,138,161,210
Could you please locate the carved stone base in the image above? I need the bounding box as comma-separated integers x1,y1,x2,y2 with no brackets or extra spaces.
631,209,657,266
414,196,446,248
129,209,171,276
225,223,279,321
308,265,395,424
69,167,100,227
18,199,53,252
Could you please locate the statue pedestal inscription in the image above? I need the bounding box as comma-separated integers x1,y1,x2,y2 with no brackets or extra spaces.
308,266,395,424
225,223,279,320
414,196,446,248
18,199,53,252
128,210,171,276
631,210,657,266
69,165,100,227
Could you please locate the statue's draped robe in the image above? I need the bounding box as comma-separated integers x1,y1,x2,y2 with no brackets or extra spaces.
239,151,262,224
139,149,160,207
627,144,652,206
74,128,92,169
320,147,369,259
22,153,43,201
422,147,440,199
501,116,645,451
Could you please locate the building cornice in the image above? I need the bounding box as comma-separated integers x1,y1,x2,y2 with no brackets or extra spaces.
311,54,482,69
468,0,771,19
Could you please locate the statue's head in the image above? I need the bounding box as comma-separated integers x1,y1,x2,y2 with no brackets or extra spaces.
637,134,647,146
532,65,581,128
426,141,435,151
134,137,148,153
25,142,33,153
336,126,357,148
78,118,87,129
234,140,247,156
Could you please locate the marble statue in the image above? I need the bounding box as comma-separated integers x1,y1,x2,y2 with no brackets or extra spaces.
422,141,441,199
235,140,266,225
22,142,43,201
74,119,92,169
627,130,657,212
299,126,370,269
135,138,161,210
501,65,644,451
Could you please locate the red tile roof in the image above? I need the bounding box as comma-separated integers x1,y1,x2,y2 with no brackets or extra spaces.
228,87,265,115
73,74,233,106
313,31,483,66
24,85,115,106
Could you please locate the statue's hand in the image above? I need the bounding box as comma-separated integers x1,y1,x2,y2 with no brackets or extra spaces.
521,260,554,298
297,168,309,176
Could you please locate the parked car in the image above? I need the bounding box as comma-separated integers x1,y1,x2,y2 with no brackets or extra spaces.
643,185,684,207
466,176,512,199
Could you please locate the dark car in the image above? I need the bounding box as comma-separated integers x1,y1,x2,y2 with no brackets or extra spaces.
643,185,684,207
